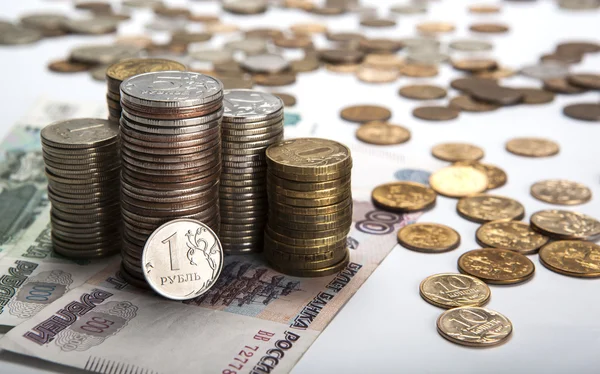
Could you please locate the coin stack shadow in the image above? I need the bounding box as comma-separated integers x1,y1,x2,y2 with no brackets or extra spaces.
220,89,284,254
118,71,224,285
264,138,353,277
41,118,121,259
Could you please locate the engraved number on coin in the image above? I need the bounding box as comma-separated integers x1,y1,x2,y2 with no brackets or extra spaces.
162,232,180,271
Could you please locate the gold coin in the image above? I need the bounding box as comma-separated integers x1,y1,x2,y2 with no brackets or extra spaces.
530,209,600,241
458,248,535,284
469,4,501,13
457,194,525,223
454,161,507,190
371,182,436,212
530,179,592,205
400,64,438,77
364,54,404,69
476,221,549,255
416,21,456,34
397,223,460,253
356,64,400,83
431,143,484,162
539,240,600,278
340,104,392,123
399,84,447,100
106,58,186,83
290,22,327,35
355,121,411,145
437,307,512,347
474,67,516,79
325,63,360,74
420,273,490,309
505,137,559,157
429,166,488,198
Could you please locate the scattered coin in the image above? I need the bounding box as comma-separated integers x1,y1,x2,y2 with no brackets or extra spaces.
458,248,535,284
454,161,507,189
413,106,459,121
531,179,592,205
476,221,549,255
371,181,437,212
241,53,289,74
399,84,447,100
390,3,428,14
48,59,92,73
406,51,450,65
356,64,400,83
475,67,517,80
431,143,484,162
539,240,600,278
515,88,555,104
521,62,570,80
452,58,498,73
290,22,327,35
360,19,396,28
416,21,456,34
364,54,404,69
449,39,493,52
470,85,524,106
400,64,438,77
356,121,411,145
563,103,600,122
449,95,500,112
398,223,460,253
429,166,488,198
530,209,600,241
253,73,297,86
469,23,509,33
340,105,392,123
359,38,403,54
420,273,490,309
505,137,559,157
543,77,586,94
0,25,42,45
469,4,501,13
272,92,297,107
437,307,513,347
457,194,525,223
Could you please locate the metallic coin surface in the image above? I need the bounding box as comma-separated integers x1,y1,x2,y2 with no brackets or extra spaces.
398,223,460,253
266,138,351,177
48,60,92,73
521,62,569,80
429,166,488,198
516,88,555,104
469,23,509,33
531,179,592,205
505,137,559,157
457,194,525,224
420,273,490,309
437,307,512,347
543,77,586,94
399,84,447,100
413,106,459,121
106,58,186,84
458,248,535,284
400,64,438,78
340,105,392,123
41,118,118,149
567,73,600,89
142,219,223,300
530,209,600,241
539,240,600,278
449,96,500,113
223,89,283,121
241,53,289,74
476,221,549,255
355,121,411,145
563,103,600,122
432,143,484,162
372,182,436,212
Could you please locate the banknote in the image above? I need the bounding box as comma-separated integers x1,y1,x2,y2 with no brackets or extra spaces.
0,200,420,374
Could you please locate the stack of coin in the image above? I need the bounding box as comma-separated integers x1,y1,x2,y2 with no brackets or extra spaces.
264,138,352,277
41,118,121,259
220,89,284,254
118,71,224,284
105,58,187,123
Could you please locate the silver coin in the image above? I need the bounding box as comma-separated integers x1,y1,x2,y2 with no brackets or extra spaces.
121,71,223,108
41,118,118,149
399,37,440,50
20,13,68,30
406,50,450,65
70,44,141,65
521,62,570,80
189,48,234,64
223,0,268,14
390,3,428,14
62,17,120,35
449,39,493,52
223,89,284,123
123,0,163,8
221,113,284,129
0,25,42,45
241,53,290,74
225,38,268,55
142,219,223,300
122,109,223,131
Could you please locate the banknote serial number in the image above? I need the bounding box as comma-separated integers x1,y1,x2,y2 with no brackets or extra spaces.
222,330,275,374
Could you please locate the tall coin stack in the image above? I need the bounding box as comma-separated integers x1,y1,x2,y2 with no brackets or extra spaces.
220,89,284,254
264,138,353,277
41,118,121,259
105,58,187,123
118,71,224,285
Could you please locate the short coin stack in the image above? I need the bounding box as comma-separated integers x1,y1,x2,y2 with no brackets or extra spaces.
105,58,187,123
264,138,353,277
220,89,284,254
41,118,121,259
118,71,224,285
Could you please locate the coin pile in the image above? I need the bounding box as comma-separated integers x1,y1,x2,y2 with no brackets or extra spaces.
118,71,224,284
220,89,284,254
41,118,121,259
105,58,187,123
264,138,353,277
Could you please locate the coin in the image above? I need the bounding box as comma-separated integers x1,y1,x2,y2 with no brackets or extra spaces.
400,64,438,78
399,84,447,100
453,161,507,189
412,106,459,121
457,194,525,223
531,179,592,205
521,62,569,80
476,221,549,255
356,64,400,83
543,77,586,94
469,23,509,33
452,58,498,73
290,22,327,35
505,137,559,157
372,182,436,213
530,209,600,241
563,103,600,122
355,121,411,145
416,21,455,34
142,219,223,300
469,4,501,13
70,44,141,65
253,73,296,86
469,85,524,106
360,18,396,28
449,39,493,52
539,241,600,278
449,95,500,112
398,223,460,253
420,273,490,309
431,143,484,162
340,105,392,123
516,88,555,104
437,307,512,347
241,53,289,74
458,248,535,284
429,166,488,198
272,93,296,107
48,60,92,73
359,38,403,54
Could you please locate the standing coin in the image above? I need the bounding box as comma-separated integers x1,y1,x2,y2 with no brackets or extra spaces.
355,121,411,145
458,248,535,284
531,179,592,205
420,273,490,309
340,105,392,123
457,194,525,223
530,210,600,241
454,161,507,189
429,166,488,198
413,106,459,121
432,143,484,162
399,84,447,100
142,219,223,300
539,241,600,278
476,221,549,255
437,307,512,347
398,223,460,253
505,138,559,157
372,182,437,212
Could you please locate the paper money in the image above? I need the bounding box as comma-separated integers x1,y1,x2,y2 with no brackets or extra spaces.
0,200,420,373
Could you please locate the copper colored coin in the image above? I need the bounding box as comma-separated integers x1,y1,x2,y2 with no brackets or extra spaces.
273,35,312,49
469,23,509,33
359,38,403,54
540,53,582,65
360,19,396,28
449,95,500,112
325,63,359,73
567,73,600,90
340,105,392,123
356,64,400,83
399,84,447,100
563,103,600,122
416,21,456,34
543,77,586,94
556,41,600,55
364,54,404,69
515,88,555,104
319,49,364,64
469,4,501,13
450,77,498,93
413,106,459,121
290,22,327,35
290,58,320,73
48,59,92,73
401,64,438,77
273,93,296,107
355,121,411,145
506,138,559,157
475,67,517,80
458,248,535,285
432,143,484,162
253,73,296,86
452,58,498,73
470,85,524,106
326,32,365,43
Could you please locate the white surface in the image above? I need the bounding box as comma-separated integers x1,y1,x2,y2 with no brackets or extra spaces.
1,1,600,373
